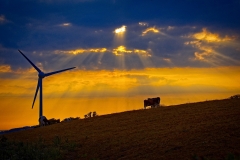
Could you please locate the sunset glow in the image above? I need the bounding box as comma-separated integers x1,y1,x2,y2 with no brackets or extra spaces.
1,0,240,130
1,66,240,129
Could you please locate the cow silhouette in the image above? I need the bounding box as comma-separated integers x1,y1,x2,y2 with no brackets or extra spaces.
144,97,160,109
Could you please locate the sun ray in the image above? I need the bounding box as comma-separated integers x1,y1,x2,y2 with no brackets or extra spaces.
113,25,126,47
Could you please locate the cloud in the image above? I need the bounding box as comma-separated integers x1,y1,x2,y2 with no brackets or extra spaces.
54,46,151,57
184,28,240,64
55,48,109,55
194,51,211,61
112,46,151,56
2,67,239,98
114,25,126,34
163,58,171,63
0,65,11,72
191,28,235,42
167,26,175,30
1,22,240,71
142,27,160,36
139,22,148,26
1,0,240,130
59,23,72,27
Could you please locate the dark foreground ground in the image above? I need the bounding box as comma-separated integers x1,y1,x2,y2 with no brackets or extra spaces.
2,98,240,160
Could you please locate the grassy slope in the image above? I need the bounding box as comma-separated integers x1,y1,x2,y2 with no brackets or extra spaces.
5,99,240,160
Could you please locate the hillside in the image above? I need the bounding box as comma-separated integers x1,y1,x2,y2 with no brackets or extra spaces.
2,98,240,160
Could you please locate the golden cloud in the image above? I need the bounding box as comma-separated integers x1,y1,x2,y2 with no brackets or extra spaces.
193,46,214,61
0,65,11,72
134,49,151,56
184,28,236,61
89,48,108,52
184,40,202,48
114,25,126,34
112,46,132,55
193,28,234,42
185,28,238,62
2,67,240,97
142,27,160,36
55,48,108,55
112,46,151,56
55,46,151,56
194,52,208,60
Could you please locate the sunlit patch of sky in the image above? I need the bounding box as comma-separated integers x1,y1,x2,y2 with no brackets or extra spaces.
114,25,126,34
1,66,240,97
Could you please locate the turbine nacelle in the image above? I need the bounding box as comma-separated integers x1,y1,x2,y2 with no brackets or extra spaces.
38,72,45,78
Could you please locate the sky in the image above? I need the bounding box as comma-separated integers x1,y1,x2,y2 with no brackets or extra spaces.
0,0,240,130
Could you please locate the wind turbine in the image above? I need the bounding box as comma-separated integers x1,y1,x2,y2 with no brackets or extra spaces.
18,50,75,119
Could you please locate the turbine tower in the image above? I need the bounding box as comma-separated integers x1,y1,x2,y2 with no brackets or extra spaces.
18,50,75,119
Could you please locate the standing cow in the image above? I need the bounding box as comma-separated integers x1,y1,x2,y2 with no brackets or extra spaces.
144,97,160,109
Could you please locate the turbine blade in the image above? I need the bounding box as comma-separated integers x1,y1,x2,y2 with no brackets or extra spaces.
32,78,40,109
18,50,42,73
44,67,76,77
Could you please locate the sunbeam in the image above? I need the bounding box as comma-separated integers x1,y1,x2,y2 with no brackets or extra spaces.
113,25,126,47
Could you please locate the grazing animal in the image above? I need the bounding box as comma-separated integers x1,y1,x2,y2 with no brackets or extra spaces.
144,97,160,109
39,116,49,126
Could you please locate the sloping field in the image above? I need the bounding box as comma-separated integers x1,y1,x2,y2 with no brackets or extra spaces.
3,98,240,160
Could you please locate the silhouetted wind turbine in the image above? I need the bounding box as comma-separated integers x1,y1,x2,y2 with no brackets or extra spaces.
18,50,76,119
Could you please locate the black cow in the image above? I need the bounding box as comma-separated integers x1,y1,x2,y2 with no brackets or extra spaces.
144,97,160,109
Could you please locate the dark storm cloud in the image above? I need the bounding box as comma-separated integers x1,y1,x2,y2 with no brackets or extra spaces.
0,0,240,71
